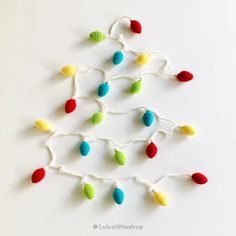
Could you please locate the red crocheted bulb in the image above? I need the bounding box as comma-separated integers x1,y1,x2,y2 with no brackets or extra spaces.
191,172,208,185
31,168,45,183
176,71,193,82
146,142,158,158
130,20,142,34
65,98,76,113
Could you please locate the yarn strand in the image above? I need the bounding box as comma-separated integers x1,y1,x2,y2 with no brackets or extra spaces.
69,92,178,136
108,16,131,36
44,133,191,190
71,67,175,100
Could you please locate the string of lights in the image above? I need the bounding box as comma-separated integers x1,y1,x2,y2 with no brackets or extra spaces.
31,126,207,206
34,116,196,164
31,16,207,207
59,66,193,114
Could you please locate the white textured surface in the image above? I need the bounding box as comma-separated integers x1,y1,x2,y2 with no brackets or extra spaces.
0,0,235,235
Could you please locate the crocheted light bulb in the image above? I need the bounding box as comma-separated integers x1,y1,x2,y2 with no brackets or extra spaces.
89,31,107,42
31,168,45,183
130,20,142,34
98,82,110,97
65,98,77,113
176,71,193,82
114,149,126,166
179,125,196,136
83,183,95,200
130,80,142,94
35,119,51,132
191,173,208,185
91,112,104,125
113,187,124,205
60,65,76,77
146,142,158,158
79,141,90,156
153,191,168,206
142,110,154,127
135,53,150,66
112,51,124,65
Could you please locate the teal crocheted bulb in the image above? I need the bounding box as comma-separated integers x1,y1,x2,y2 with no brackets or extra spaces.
112,51,124,65
142,110,154,127
98,82,109,97
79,141,90,156
113,187,124,205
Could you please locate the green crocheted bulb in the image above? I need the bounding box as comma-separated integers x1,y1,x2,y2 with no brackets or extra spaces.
89,31,107,42
83,183,95,200
91,112,104,125
130,80,142,94
114,149,126,166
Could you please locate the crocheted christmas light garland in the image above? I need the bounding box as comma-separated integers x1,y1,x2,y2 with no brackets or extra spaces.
31,166,207,206
60,66,193,115
31,121,203,206
35,119,195,165
61,65,193,103
89,16,170,68
88,16,194,83
32,16,207,207
60,17,194,112
57,97,196,135
31,129,207,206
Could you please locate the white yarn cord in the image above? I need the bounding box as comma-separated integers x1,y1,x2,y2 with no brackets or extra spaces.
72,67,176,111
108,16,131,36
44,132,190,189
43,119,191,191
45,138,190,191
74,66,174,86
72,67,175,103
70,84,178,137
68,72,179,137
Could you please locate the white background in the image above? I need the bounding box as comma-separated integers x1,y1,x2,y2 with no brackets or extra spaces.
0,0,235,235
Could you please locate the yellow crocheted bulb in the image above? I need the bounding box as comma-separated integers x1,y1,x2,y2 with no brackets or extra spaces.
135,53,150,66
35,119,51,132
60,65,76,77
179,125,196,136
153,191,168,206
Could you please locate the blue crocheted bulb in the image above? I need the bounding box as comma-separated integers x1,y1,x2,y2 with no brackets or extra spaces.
113,187,124,205
98,82,109,97
112,51,124,65
142,110,154,127
79,141,90,156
